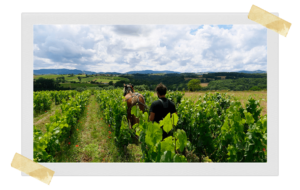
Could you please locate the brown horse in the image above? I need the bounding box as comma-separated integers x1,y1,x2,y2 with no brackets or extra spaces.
123,84,146,129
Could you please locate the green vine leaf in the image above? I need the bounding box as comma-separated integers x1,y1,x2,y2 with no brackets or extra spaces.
174,129,187,152
162,113,172,134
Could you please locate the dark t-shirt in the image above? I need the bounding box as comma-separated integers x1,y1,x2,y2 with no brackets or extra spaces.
149,98,177,139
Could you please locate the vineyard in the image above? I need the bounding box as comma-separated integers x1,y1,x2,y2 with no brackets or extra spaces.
33,89,267,162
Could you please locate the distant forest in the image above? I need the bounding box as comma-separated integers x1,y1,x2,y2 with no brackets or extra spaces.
117,73,267,91
118,74,188,91
206,78,267,91
183,72,265,78
34,72,267,91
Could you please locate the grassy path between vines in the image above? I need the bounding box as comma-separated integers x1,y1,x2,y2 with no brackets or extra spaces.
34,103,62,133
55,95,142,162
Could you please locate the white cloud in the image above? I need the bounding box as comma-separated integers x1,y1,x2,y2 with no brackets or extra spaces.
34,24,267,73
33,44,40,51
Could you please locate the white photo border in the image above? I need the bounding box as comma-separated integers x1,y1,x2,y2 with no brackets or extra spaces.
22,13,278,176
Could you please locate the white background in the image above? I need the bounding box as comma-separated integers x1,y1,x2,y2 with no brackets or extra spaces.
21,13,280,176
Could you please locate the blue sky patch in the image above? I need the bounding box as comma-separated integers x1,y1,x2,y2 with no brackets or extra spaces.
218,25,233,30
189,25,204,35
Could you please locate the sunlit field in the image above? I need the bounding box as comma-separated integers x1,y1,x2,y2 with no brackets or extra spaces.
200,83,209,87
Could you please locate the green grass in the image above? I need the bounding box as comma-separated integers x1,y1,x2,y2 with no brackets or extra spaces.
34,74,86,80
68,77,119,83
112,76,129,81
60,83,100,88
97,76,118,79
34,102,62,133
34,74,120,83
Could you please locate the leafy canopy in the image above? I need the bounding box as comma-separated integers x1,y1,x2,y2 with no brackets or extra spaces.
187,79,201,91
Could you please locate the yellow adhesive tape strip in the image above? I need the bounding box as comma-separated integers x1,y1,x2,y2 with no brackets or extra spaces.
248,5,291,37
11,153,55,185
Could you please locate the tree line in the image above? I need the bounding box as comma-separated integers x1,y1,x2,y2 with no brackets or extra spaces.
182,72,266,79
116,74,189,91
202,72,266,79
34,78,65,91
204,78,267,91
117,73,266,91
34,73,267,92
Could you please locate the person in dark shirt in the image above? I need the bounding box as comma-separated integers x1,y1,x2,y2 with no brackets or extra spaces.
149,83,177,139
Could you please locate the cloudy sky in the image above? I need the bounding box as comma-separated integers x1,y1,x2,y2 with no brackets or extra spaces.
34,24,267,73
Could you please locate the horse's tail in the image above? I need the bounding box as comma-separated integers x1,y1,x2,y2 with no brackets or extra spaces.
137,96,146,112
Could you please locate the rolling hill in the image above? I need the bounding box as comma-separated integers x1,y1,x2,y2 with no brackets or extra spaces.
34,69,266,75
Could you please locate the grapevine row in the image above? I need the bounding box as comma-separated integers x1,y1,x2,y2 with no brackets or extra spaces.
176,92,267,162
33,91,91,162
95,89,190,162
34,90,77,114
95,89,267,162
